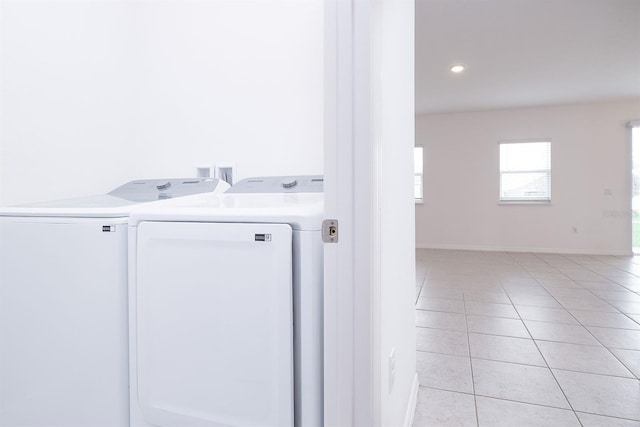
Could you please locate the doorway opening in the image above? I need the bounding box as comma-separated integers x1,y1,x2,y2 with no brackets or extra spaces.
632,127,640,253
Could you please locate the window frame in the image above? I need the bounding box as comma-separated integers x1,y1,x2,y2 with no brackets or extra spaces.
498,139,551,204
414,146,424,204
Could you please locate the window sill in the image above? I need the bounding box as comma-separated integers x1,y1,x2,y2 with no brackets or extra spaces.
415,199,424,205
498,200,551,205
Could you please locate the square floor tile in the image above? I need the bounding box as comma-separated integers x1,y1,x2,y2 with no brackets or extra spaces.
578,265,616,273
608,348,640,378
412,387,477,427
553,369,640,420
586,327,640,351
556,297,618,312
576,412,640,427
577,281,627,291
465,301,519,318
459,283,505,293
564,272,606,281
528,272,570,280
613,277,640,287
536,279,582,289
476,396,580,427
467,315,530,338
472,359,570,409
509,294,563,308
414,250,640,426
416,351,474,394
499,279,540,287
416,327,469,357
607,301,640,315
599,273,638,281
464,291,511,304
546,288,594,299
569,310,640,330
515,306,578,324
469,333,545,366
524,320,601,345
416,297,465,313
523,266,558,273
420,287,464,300
536,341,633,377
591,290,640,303
621,283,640,293
502,285,551,296
415,310,467,332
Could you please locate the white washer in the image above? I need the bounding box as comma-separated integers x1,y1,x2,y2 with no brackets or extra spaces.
0,178,229,427
128,176,324,427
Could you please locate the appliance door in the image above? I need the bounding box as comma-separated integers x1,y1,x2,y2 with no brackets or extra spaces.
133,221,294,427
0,217,129,427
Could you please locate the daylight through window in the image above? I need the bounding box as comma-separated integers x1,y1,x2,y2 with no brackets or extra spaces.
499,140,551,202
414,146,423,203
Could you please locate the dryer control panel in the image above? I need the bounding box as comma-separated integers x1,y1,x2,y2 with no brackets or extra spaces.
226,175,324,193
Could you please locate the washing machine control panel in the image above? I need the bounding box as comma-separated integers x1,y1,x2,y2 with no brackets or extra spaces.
108,178,226,202
226,175,323,193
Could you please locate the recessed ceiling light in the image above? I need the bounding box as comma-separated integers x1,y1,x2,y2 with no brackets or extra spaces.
450,65,465,73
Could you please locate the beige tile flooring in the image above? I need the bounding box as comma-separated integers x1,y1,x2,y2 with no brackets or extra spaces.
413,249,640,427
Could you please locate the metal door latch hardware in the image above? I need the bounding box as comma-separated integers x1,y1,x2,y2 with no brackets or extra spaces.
322,219,339,243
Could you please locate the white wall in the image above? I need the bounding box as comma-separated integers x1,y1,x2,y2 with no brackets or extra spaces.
128,0,324,183
0,1,137,206
372,0,417,425
0,0,323,206
416,99,640,255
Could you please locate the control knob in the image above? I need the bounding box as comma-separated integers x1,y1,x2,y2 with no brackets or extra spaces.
281,178,298,189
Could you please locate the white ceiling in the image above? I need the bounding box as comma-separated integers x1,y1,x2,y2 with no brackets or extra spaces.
415,0,640,114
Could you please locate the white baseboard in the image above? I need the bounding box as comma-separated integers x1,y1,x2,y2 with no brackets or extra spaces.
415,243,632,256
403,373,419,427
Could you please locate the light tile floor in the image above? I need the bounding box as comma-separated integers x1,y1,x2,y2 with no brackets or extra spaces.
413,249,640,427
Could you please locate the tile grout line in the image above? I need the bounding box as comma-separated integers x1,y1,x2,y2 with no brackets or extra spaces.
462,291,480,427
504,253,584,426
415,249,640,426
417,384,631,416
520,259,640,379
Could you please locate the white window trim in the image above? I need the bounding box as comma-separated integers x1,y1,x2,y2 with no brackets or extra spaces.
498,200,551,205
414,146,424,204
498,139,551,204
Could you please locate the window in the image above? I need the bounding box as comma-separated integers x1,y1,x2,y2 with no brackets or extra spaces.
414,146,423,203
630,122,640,252
499,140,551,202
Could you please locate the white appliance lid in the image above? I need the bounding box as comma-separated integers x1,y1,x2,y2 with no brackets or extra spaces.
225,175,323,193
0,178,227,218
129,192,324,231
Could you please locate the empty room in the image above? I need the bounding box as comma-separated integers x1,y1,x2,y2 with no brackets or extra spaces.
413,0,640,425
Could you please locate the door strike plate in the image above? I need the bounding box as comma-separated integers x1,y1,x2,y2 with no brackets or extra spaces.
322,219,339,243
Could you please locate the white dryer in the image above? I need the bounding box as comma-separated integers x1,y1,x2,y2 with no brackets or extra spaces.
128,176,324,427
0,178,229,427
